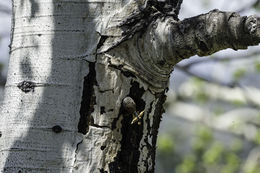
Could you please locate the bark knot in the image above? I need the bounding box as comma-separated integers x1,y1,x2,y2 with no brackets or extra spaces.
17,81,36,93
245,15,258,34
52,125,62,133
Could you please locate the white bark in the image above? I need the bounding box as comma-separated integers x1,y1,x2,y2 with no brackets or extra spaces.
0,0,165,172
1,0,109,172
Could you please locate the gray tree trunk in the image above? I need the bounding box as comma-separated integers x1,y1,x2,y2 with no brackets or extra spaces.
1,0,260,172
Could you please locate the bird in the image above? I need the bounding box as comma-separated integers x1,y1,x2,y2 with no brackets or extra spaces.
122,97,145,125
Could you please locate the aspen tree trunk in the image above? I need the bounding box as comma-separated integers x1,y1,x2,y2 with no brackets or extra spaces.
0,0,166,172
2,0,260,172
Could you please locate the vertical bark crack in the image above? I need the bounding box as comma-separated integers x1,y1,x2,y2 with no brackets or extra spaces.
78,62,97,134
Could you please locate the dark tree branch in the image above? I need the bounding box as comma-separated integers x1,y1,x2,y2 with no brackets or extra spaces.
143,10,260,67
174,10,260,59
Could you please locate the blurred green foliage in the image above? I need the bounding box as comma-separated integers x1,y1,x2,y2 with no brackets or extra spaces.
245,166,260,173
158,135,175,154
191,78,209,103
254,130,260,145
254,61,260,72
156,126,250,173
233,68,246,81
253,1,260,11
156,0,260,172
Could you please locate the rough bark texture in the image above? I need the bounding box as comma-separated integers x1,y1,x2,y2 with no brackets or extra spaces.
1,0,260,172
